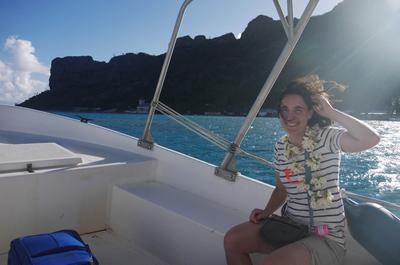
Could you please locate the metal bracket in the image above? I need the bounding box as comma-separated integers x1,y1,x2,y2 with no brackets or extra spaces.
27,163,34,173
138,138,154,150
215,143,239,181
215,166,237,182
151,101,159,109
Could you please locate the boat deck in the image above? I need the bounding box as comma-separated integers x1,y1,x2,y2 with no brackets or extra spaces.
0,128,382,265
83,230,170,265
0,229,381,265
0,230,170,265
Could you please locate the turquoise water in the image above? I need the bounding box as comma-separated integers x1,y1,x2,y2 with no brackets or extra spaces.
56,112,400,205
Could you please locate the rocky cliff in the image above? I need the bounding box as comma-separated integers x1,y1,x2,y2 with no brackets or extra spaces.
20,0,400,114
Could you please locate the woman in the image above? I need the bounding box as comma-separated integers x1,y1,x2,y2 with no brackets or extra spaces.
224,75,380,265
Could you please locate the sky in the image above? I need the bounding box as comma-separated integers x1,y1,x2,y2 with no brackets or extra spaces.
0,0,346,105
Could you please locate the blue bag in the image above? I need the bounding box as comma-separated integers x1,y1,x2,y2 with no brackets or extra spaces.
8,230,99,265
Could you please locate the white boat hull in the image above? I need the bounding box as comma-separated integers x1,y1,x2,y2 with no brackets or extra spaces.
0,105,380,264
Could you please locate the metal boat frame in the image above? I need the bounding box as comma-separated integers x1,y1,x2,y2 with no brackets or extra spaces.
139,0,319,181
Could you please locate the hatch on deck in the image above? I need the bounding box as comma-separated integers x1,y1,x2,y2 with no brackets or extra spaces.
0,143,82,173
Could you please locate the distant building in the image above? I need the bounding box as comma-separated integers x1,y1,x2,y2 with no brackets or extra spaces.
258,108,278,117
136,98,150,114
204,111,222,116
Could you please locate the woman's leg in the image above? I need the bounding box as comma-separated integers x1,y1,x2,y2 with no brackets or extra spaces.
261,241,312,265
224,221,275,265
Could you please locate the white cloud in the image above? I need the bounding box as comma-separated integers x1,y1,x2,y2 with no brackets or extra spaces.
0,36,50,105
385,0,400,11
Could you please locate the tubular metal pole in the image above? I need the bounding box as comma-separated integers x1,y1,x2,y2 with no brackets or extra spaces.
346,191,400,211
287,0,294,39
138,0,193,150
217,0,319,181
274,0,290,38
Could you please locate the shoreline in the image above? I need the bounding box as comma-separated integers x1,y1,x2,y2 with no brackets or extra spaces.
49,109,400,122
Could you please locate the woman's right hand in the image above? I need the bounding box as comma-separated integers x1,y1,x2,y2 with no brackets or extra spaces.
249,208,270,224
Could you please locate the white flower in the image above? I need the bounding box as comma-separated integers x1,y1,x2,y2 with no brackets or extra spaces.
324,190,334,203
288,162,304,175
310,175,326,190
281,135,289,143
312,152,321,161
302,127,318,152
316,197,331,209
302,137,316,152
296,179,309,192
306,159,319,171
306,152,321,171
305,126,318,138
287,144,300,159
309,190,333,209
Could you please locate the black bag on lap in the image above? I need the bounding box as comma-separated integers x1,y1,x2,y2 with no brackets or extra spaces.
259,214,309,247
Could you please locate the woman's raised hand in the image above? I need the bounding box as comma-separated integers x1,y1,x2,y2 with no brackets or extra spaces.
311,94,335,119
312,94,380,152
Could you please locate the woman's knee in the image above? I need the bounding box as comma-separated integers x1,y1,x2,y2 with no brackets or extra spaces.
224,227,241,251
224,222,270,254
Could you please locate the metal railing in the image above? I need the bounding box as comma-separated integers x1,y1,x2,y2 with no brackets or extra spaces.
154,100,274,172
137,0,400,212
139,0,319,181
218,0,319,180
138,0,193,150
344,191,400,212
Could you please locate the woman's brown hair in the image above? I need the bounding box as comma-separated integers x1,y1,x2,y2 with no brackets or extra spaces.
277,75,345,128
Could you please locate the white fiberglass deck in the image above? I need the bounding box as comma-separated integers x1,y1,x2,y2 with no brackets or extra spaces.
82,230,170,265
0,230,170,265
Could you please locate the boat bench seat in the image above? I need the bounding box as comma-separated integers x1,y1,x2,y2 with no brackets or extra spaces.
109,181,248,264
110,181,382,265
111,181,247,235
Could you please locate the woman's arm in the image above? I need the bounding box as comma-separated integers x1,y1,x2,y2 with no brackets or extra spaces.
312,94,380,152
250,172,287,224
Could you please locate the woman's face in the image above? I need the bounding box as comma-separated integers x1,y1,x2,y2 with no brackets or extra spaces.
279,94,313,136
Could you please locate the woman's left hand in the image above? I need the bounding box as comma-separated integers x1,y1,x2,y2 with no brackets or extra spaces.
311,93,380,152
311,94,335,119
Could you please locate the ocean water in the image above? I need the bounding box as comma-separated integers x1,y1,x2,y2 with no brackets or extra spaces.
56,112,400,205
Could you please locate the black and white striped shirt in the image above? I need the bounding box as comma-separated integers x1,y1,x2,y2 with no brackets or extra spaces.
274,126,346,248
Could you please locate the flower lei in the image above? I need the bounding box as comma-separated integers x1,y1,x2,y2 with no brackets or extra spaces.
282,126,333,209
